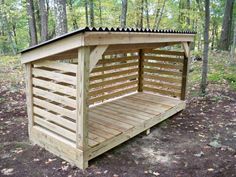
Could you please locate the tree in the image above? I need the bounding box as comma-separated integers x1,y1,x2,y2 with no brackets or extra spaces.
120,0,127,28
39,0,48,42
144,0,150,28
153,0,166,29
89,0,94,27
218,0,234,51
26,0,38,46
85,0,89,26
54,0,67,36
230,22,236,64
200,0,210,94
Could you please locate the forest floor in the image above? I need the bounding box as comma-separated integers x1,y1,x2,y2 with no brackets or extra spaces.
0,52,236,177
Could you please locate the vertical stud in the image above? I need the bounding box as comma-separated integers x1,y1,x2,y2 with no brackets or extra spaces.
76,47,90,169
138,49,144,92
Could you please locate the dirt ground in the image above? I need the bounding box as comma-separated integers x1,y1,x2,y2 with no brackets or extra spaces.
0,78,236,176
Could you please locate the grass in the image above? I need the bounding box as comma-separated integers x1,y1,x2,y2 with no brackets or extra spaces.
189,51,236,92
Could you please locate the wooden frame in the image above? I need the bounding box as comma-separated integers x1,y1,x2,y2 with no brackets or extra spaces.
21,30,194,169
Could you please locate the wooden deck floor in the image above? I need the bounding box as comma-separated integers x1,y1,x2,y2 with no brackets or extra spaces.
87,92,185,159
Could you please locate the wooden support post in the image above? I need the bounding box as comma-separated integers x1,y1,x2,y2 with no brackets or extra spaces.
181,42,190,100
76,47,90,169
138,49,144,92
89,45,108,72
25,63,34,138
146,128,151,135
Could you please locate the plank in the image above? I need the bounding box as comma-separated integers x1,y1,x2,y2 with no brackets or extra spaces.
143,80,181,90
97,56,138,65
33,87,76,109
143,86,181,97
89,74,138,89
90,68,138,81
89,45,108,72
32,68,76,85
91,62,138,73
34,60,77,73
143,61,183,70
143,55,184,63
88,86,137,105
143,49,185,56
33,97,76,120
32,78,76,97
89,80,138,97
143,74,182,84
143,68,182,77
138,49,144,92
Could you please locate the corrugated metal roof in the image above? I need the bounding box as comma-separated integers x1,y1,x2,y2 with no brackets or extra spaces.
21,27,196,53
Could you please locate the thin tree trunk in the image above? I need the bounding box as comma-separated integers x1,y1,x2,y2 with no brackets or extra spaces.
98,0,102,26
219,0,234,51
85,0,89,26
153,0,160,29
145,0,150,28
230,22,236,64
156,0,166,29
89,0,94,27
54,0,67,36
186,0,190,27
69,0,78,30
120,0,128,28
200,0,210,95
39,0,48,42
27,0,38,46
140,0,144,29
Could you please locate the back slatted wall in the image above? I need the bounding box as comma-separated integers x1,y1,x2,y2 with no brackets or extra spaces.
31,60,77,144
89,50,139,105
143,49,185,98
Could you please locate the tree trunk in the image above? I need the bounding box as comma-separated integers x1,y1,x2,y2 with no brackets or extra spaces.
120,0,127,28
27,0,38,46
54,0,67,36
68,0,78,30
140,0,144,29
144,0,150,28
39,0,48,42
89,0,94,27
98,0,102,26
153,0,160,29
85,0,89,26
200,0,210,95
219,0,234,51
230,22,236,64
156,0,166,29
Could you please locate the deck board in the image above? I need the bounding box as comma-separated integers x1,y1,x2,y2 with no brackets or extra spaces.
87,92,185,150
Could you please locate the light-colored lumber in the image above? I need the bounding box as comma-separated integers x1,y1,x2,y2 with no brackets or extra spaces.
25,63,34,136
89,45,108,72
143,61,183,70
143,49,185,56
143,80,181,90
143,86,181,97
76,47,90,169
143,68,182,77
182,42,190,58
143,74,182,84
32,68,76,85
33,60,77,73
143,55,184,63
32,78,76,97
97,56,138,64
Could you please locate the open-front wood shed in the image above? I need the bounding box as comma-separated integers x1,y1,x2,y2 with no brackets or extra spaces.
21,27,195,169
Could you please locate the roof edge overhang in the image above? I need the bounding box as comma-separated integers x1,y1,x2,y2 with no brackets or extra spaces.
21,30,195,64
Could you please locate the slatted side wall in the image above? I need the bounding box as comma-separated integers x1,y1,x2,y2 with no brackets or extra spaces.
143,49,185,98
31,60,77,143
89,51,139,105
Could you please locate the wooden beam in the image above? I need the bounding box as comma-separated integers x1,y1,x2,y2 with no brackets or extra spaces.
25,63,34,138
76,47,90,169
89,45,108,72
138,49,144,92
181,42,190,100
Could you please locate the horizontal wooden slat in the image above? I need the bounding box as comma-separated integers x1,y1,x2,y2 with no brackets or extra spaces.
143,80,181,90
34,106,76,131
143,86,181,97
144,61,183,70
92,62,138,73
33,97,76,119
33,87,76,108
32,78,76,97
89,80,138,97
144,49,185,56
88,86,137,105
90,68,138,81
104,49,139,55
34,60,77,73
97,56,138,65
143,56,184,63
144,74,182,84
32,68,76,85
34,116,76,142
89,74,138,89
143,68,182,77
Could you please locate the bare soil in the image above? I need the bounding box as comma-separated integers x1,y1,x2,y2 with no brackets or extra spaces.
0,81,236,177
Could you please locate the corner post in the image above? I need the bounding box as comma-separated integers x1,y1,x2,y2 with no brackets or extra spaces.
138,49,144,92
76,47,90,169
25,63,33,138
181,42,190,100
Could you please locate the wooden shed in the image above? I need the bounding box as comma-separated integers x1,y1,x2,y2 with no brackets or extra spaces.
21,27,195,169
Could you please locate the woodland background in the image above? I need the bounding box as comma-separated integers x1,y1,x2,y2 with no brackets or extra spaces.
0,0,235,56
